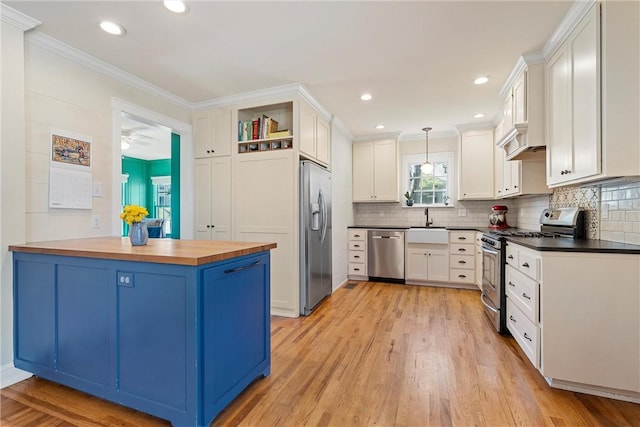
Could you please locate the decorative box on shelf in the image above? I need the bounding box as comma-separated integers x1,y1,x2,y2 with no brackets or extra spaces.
238,137,293,154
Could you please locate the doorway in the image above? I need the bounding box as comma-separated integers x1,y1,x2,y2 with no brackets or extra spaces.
111,98,193,239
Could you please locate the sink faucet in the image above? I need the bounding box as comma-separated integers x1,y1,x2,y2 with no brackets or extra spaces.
425,208,433,227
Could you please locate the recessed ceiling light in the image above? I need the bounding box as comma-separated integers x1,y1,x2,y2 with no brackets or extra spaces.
100,21,125,36
164,1,188,14
360,93,372,101
474,76,489,85
473,113,486,119
376,124,385,130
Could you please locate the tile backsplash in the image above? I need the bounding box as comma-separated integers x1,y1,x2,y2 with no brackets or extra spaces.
599,179,640,245
353,178,640,245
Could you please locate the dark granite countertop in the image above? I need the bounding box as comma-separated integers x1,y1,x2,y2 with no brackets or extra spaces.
348,225,487,231
505,237,640,254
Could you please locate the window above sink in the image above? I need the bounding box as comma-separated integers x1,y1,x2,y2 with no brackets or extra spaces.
402,152,455,208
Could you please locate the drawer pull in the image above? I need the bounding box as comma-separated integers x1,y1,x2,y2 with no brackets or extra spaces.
522,292,531,300
522,262,530,268
524,332,532,342
354,255,360,259
509,315,516,323
458,274,466,278
354,268,360,272
508,281,515,287
458,248,466,252
507,255,514,260
354,234,361,238
458,237,467,240
354,244,360,248
458,260,466,264
225,261,261,274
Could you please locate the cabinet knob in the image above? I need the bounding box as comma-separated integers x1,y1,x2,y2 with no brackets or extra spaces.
509,315,516,323
505,188,510,191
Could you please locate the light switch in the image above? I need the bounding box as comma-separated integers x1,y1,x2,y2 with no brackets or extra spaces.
92,182,103,197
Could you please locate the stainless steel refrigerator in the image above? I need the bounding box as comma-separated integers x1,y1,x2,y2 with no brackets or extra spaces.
299,160,332,316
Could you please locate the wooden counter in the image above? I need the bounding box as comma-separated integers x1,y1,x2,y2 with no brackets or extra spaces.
10,238,276,426
9,237,277,266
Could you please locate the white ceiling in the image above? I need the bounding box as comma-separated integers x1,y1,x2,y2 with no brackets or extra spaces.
121,113,172,161
7,1,574,139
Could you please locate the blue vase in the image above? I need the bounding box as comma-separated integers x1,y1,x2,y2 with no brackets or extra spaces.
129,222,149,246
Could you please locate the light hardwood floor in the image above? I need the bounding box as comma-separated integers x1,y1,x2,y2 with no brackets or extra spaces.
2,281,639,426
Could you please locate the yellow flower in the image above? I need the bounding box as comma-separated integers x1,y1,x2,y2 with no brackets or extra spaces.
120,205,149,225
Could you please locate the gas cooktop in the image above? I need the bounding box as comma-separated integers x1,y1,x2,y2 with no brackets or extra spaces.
488,229,569,238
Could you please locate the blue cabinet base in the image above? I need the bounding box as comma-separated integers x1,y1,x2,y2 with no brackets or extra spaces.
13,251,271,426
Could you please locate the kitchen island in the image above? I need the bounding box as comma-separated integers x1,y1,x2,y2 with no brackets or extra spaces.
9,237,277,427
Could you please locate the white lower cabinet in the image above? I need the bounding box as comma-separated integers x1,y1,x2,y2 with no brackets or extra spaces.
348,229,368,279
448,231,476,285
507,242,640,400
405,244,449,283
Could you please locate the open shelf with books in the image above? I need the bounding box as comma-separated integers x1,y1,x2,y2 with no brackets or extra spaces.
237,101,293,144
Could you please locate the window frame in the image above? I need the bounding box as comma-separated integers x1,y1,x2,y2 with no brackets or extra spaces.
401,152,455,208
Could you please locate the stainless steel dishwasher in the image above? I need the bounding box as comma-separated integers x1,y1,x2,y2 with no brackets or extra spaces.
368,229,405,283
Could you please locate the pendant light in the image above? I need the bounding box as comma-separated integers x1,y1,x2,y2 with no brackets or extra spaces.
421,127,433,175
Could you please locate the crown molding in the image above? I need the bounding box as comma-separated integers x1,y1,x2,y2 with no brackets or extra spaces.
0,4,41,31
331,116,353,141
543,0,597,60
353,131,402,143
498,50,545,98
192,83,301,110
24,31,192,109
455,121,496,132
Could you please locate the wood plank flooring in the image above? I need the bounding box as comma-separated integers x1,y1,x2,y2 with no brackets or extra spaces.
2,281,639,426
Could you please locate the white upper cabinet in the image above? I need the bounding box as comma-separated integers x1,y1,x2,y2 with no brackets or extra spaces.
352,139,398,202
459,129,494,200
546,1,640,187
299,101,331,167
193,108,232,158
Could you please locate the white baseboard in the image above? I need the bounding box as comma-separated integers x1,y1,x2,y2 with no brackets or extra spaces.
0,363,32,389
333,277,349,291
546,377,640,404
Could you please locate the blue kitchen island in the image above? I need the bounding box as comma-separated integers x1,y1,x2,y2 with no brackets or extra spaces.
9,237,276,426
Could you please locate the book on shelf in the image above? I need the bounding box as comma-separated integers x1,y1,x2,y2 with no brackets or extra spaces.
238,116,281,141
252,119,259,140
268,129,292,138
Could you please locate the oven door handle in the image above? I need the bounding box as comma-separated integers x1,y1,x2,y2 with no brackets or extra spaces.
481,245,499,256
480,292,499,314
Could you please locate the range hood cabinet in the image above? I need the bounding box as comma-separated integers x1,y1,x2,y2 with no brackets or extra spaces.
497,123,545,161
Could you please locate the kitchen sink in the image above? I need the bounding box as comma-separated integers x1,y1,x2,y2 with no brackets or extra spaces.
409,226,446,229
406,228,449,244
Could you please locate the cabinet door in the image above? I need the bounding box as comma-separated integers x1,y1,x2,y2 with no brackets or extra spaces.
373,139,398,201
546,47,572,186
427,249,449,282
352,142,375,201
316,116,330,166
211,109,232,157
193,111,213,158
299,104,316,159
494,145,505,198
570,5,600,181
503,93,513,132
406,248,429,281
459,130,494,199
194,158,213,239
211,157,232,240
513,72,527,123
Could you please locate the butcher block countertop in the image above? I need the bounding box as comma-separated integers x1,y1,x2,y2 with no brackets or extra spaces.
9,237,277,266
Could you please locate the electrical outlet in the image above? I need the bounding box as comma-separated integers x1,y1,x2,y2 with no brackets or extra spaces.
458,209,467,217
91,215,101,229
117,272,134,287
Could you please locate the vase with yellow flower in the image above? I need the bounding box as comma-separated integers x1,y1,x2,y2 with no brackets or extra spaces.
120,205,149,246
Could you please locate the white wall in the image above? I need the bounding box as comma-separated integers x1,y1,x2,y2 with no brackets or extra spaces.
331,123,353,290
1,30,192,387
1,18,30,387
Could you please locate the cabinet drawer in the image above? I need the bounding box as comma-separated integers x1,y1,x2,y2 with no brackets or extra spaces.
506,266,538,322
518,251,540,281
348,229,367,241
507,301,539,368
449,243,473,255
348,264,367,276
348,241,366,251
450,254,474,270
450,269,475,284
449,231,474,243
349,251,366,264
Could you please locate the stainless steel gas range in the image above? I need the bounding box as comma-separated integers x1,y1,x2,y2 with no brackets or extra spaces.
480,207,585,334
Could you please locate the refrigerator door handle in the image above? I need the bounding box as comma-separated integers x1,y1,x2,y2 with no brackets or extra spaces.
319,189,327,244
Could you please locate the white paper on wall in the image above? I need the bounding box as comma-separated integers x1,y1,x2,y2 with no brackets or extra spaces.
48,128,93,209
